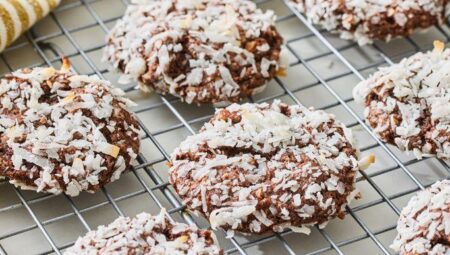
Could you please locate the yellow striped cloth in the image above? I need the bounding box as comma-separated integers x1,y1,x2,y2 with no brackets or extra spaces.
0,0,60,52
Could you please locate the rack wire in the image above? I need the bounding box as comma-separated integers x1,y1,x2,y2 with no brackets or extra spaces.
0,0,449,254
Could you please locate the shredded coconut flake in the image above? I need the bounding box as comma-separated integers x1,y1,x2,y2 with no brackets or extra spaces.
66,209,222,255
104,0,284,104
354,46,450,159
391,180,449,255
170,100,363,234
0,67,141,196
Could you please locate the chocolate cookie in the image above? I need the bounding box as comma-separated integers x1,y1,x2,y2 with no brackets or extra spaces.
66,209,222,255
0,64,141,196
104,0,286,104
169,100,372,235
391,179,449,255
353,41,450,159
289,0,448,45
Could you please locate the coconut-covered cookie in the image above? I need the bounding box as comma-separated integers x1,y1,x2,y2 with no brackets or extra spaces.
353,41,450,159
104,0,285,104
169,100,373,235
66,209,222,255
0,64,141,196
289,0,448,45
391,179,449,255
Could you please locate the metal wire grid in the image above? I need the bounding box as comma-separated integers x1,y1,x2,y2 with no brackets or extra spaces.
0,0,449,254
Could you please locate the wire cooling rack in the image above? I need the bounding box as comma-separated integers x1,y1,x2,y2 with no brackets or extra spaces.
0,0,450,254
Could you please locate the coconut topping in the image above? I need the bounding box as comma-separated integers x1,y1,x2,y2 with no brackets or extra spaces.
289,0,448,45
353,43,450,159
0,66,141,196
65,209,222,255
391,180,449,255
169,100,364,235
104,0,286,104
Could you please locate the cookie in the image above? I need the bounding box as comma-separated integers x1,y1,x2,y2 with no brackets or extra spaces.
391,179,449,255
0,63,141,196
66,209,223,255
353,41,450,159
169,100,372,235
289,0,448,45
104,0,286,104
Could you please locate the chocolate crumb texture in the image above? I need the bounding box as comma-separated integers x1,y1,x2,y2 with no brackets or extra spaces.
353,42,450,160
104,0,287,105
391,180,449,255
0,66,141,196
169,100,367,236
65,209,223,255
289,0,449,45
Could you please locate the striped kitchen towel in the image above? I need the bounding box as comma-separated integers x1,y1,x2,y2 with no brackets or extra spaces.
0,0,61,51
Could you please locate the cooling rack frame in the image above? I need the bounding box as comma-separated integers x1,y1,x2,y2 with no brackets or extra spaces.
0,0,449,254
